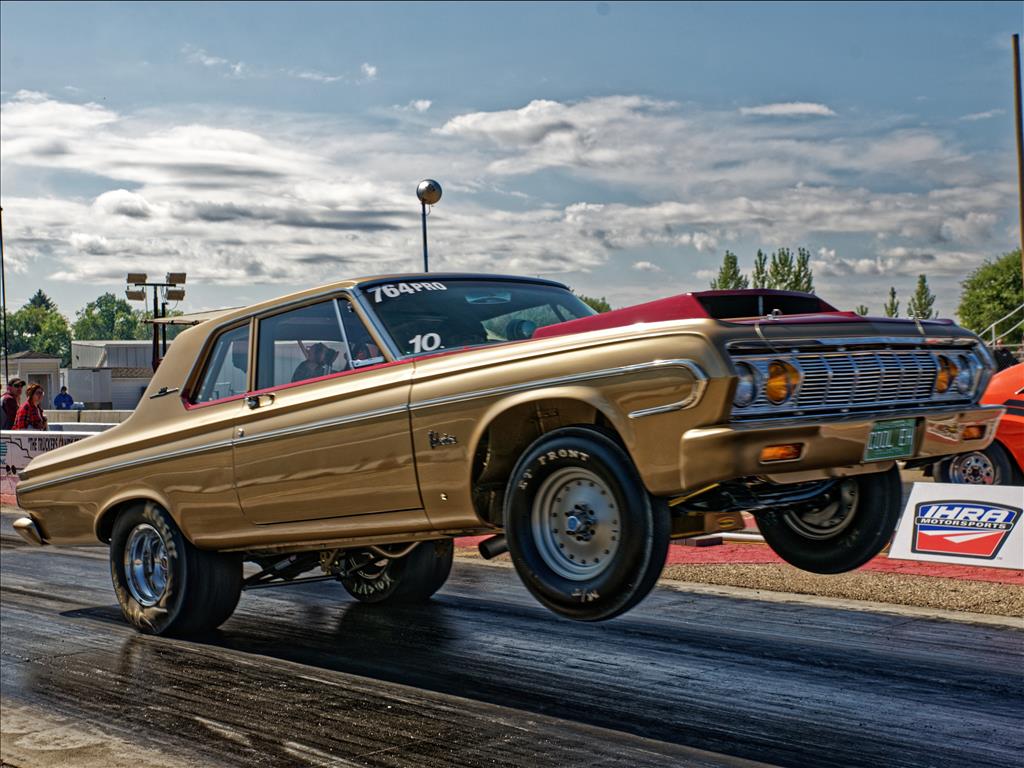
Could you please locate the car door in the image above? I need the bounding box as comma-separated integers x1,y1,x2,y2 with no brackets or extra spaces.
232,295,421,524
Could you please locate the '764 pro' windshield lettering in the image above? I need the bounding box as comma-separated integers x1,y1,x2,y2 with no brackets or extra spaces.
367,282,447,303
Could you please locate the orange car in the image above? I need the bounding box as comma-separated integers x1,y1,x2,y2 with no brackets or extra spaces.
934,362,1023,485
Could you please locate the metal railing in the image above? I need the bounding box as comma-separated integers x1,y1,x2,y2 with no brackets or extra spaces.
980,302,1024,343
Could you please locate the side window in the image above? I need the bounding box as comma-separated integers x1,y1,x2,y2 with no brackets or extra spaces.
256,298,385,390
193,324,250,404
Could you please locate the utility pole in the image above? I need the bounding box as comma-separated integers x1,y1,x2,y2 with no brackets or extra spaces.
1013,34,1024,274
0,206,7,383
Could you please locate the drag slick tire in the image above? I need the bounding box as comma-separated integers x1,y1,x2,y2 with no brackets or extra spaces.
755,465,902,575
340,540,453,604
935,442,1022,486
504,426,670,622
110,503,242,636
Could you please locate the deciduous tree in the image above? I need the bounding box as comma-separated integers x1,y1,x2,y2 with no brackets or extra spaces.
957,250,1023,343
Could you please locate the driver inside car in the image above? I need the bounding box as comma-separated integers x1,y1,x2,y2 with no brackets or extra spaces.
291,342,342,382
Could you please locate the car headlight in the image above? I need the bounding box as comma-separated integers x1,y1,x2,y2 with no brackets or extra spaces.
955,353,978,394
733,362,759,407
765,360,801,404
935,354,958,394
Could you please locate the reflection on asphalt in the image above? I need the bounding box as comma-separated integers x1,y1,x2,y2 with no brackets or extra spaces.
2,538,1022,768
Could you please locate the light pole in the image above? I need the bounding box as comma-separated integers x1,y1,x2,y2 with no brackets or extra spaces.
0,206,7,383
125,272,186,371
416,179,442,272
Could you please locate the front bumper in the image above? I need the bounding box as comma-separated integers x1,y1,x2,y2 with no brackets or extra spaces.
678,405,1004,490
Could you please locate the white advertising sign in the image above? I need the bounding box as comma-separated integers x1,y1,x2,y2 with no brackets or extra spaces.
890,482,1024,569
1,431,94,500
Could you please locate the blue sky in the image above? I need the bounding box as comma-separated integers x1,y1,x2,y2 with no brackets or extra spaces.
1,1,1020,318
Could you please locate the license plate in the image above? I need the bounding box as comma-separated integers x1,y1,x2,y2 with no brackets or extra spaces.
864,418,917,461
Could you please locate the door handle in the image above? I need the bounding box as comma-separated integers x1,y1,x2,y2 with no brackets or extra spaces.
245,393,276,410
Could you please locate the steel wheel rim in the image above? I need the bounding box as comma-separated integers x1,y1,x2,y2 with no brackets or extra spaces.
530,467,621,581
124,523,169,607
947,452,996,485
783,479,859,540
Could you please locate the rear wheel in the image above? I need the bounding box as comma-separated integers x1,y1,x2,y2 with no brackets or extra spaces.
504,427,670,621
340,540,453,604
110,503,242,636
755,465,902,574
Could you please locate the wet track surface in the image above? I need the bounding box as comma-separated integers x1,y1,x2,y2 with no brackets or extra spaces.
2,535,1022,768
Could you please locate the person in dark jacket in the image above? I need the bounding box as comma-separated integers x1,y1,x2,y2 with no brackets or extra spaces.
1,377,25,430
54,386,74,410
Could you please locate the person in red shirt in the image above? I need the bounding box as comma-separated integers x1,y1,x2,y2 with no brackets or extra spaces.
13,383,48,431
1,377,25,430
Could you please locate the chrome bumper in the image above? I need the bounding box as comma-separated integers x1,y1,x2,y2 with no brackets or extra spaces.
679,404,1004,490
12,516,46,546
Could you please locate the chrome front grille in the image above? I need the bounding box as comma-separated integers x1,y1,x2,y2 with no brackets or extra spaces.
730,343,978,420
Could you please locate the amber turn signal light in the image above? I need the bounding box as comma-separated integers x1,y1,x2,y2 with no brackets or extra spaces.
760,443,803,462
935,355,958,394
962,425,985,440
765,360,800,404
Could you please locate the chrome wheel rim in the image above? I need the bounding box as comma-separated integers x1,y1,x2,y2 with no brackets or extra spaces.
530,467,621,581
783,479,859,540
947,452,996,485
124,524,169,607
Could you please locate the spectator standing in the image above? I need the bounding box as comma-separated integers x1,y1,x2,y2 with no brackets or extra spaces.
54,386,74,410
1,377,25,430
991,337,1018,371
13,384,48,431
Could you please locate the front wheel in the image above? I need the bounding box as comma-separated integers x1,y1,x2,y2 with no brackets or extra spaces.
755,466,902,574
110,503,242,636
504,427,670,621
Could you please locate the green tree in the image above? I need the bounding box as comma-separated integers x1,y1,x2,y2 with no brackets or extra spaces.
883,286,900,318
3,303,72,365
72,293,144,340
27,289,57,311
957,250,1023,343
792,248,815,293
855,305,869,316
709,251,749,289
766,248,795,290
907,274,937,320
577,294,612,313
751,249,768,289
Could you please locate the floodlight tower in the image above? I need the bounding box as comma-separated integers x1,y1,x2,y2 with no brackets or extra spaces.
125,272,187,370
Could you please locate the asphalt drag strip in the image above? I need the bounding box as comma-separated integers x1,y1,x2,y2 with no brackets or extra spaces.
1,537,1022,768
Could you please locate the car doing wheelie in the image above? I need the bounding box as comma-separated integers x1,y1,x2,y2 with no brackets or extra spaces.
14,274,1004,634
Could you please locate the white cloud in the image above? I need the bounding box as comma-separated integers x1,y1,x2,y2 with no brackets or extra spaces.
960,109,1004,122
182,44,246,78
292,70,345,84
632,260,661,272
739,102,836,117
360,62,378,81
0,91,1013,312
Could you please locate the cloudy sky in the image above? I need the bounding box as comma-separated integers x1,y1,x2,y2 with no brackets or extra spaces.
1,1,1020,319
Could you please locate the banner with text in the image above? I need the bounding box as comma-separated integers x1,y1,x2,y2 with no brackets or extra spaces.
890,482,1024,569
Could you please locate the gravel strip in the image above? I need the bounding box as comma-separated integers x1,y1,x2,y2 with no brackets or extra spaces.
660,563,1024,618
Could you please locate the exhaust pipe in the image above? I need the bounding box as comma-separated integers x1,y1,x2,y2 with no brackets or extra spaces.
478,534,508,560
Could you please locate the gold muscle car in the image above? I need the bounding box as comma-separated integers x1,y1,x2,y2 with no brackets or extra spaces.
14,274,1003,634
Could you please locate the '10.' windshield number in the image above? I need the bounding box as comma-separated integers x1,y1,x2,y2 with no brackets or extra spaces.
367,281,447,303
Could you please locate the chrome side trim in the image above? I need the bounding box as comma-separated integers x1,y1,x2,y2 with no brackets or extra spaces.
412,359,708,411
629,364,709,418
15,439,235,495
233,404,409,447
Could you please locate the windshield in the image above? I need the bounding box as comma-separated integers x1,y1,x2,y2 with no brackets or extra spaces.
360,279,595,357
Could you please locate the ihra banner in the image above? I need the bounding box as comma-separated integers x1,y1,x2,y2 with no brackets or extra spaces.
890,483,1024,569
